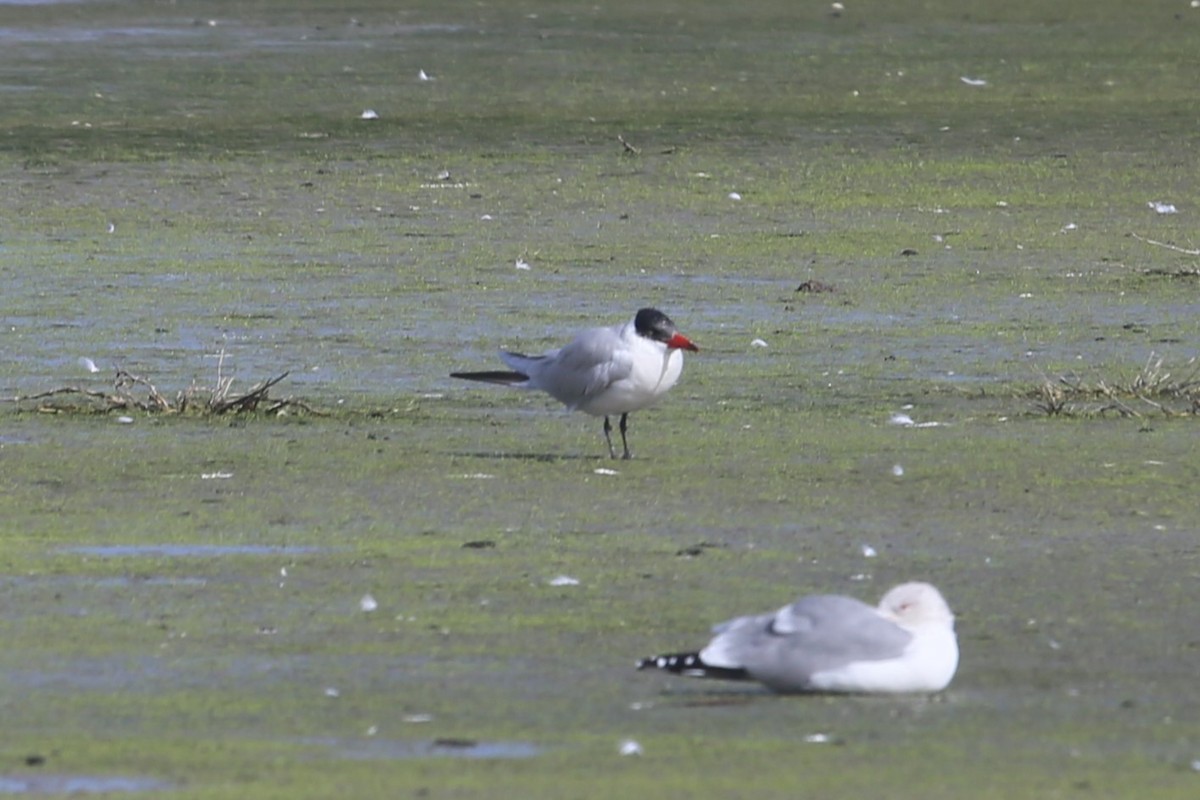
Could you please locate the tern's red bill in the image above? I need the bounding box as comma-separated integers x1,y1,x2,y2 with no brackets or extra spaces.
667,333,699,352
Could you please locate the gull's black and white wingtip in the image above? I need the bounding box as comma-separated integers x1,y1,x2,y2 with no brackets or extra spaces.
636,651,751,681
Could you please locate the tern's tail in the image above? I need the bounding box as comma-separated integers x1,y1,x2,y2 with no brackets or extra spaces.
636,651,751,681
452,350,545,385
450,369,529,385
497,350,547,376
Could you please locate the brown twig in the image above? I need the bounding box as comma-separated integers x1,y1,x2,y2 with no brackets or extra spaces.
5,386,114,404
1094,381,1141,418
1128,232,1200,256
1143,266,1200,278
263,397,328,417
114,368,171,411
209,371,290,414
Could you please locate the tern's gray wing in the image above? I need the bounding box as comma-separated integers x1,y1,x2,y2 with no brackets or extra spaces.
502,327,630,408
700,594,913,692
555,327,632,401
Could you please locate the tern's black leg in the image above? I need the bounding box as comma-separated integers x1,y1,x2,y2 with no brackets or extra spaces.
619,412,632,460
602,415,617,459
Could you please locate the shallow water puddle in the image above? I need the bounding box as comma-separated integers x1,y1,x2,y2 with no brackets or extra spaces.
0,574,208,589
61,544,327,557
92,575,209,587
306,737,541,760
0,775,169,795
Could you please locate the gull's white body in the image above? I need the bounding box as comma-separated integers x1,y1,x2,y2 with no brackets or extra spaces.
642,582,958,694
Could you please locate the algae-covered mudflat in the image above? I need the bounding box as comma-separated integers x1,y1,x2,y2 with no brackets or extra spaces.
2,0,1199,797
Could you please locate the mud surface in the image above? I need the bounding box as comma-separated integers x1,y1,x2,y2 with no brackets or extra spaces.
2,1,1199,797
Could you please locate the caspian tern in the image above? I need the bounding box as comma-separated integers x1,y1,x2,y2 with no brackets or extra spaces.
451,307,699,459
637,582,958,694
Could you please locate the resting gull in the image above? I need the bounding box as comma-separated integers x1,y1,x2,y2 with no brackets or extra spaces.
637,582,958,694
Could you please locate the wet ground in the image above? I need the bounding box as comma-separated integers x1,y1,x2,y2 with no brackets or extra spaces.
1,0,1199,797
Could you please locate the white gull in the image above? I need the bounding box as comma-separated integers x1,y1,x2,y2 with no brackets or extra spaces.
637,582,958,694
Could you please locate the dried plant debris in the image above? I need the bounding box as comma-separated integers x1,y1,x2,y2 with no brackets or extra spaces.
6,352,320,417
1027,354,1200,418
1128,232,1200,277
795,279,836,293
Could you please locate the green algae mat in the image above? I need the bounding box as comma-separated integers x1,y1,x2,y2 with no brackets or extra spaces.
2,0,1200,797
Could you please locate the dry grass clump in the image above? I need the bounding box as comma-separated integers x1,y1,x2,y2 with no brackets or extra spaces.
5,350,318,417
1029,353,1200,418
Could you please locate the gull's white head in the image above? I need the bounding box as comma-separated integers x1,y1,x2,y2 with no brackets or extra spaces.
877,582,955,629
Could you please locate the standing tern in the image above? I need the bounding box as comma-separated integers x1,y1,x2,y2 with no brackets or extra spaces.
637,582,958,694
451,307,699,459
